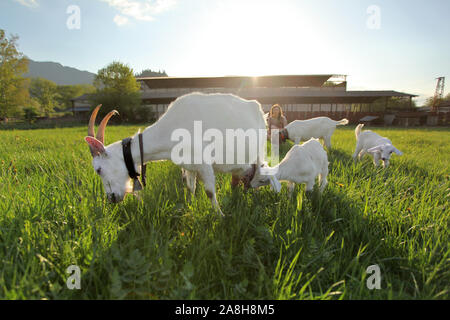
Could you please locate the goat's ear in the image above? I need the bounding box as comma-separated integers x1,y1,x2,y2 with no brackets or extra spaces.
367,145,383,153
85,136,105,156
392,147,403,156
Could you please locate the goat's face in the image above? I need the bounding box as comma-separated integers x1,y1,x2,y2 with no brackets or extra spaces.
249,164,271,189
368,143,403,168
249,163,282,192
90,142,133,203
85,105,132,203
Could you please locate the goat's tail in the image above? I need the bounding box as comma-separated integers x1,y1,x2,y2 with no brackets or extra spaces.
336,118,349,126
355,123,364,139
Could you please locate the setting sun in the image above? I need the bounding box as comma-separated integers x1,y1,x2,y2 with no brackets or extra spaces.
181,1,321,76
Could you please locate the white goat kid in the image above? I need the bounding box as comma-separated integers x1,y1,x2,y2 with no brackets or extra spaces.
250,138,329,194
84,92,267,216
284,117,349,148
353,124,403,168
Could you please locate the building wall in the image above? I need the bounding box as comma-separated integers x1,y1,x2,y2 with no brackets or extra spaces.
142,101,363,122
72,99,92,113
139,85,354,119
76,82,380,123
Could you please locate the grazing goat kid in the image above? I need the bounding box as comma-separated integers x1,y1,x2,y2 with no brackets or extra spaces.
250,138,329,194
282,117,348,148
84,92,267,216
353,124,403,168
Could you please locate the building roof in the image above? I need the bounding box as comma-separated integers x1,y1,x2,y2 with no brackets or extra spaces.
70,74,417,107
70,93,91,101
136,74,335,89
140,88,417,104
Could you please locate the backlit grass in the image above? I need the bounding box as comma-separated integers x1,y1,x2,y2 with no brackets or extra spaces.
0,125,448,299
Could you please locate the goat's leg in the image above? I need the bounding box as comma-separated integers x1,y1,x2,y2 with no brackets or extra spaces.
373,153,381,167
319,167,328,192
181,168,197,196
231,174,241,189
287,182,295,196
197,166,224,216
358,150,367,160
353,144,363,163
185,170,197,195
305,180,314,199
181,168,187,184
305,179,315,192
324,135,332,149
294,136,301,145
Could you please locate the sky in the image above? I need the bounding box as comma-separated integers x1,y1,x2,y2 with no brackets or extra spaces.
1,0,450,105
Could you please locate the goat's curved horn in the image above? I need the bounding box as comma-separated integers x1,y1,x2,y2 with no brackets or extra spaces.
96,110,119,144
88,104,102,137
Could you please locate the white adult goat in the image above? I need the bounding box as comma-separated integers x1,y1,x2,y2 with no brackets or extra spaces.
283,117,348,148
250,138,329,194
353,124,403,168
84,92,267,216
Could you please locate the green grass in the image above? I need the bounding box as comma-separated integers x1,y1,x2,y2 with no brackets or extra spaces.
0,125,449,299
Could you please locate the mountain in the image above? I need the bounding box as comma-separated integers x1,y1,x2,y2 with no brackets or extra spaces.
25,59,96,85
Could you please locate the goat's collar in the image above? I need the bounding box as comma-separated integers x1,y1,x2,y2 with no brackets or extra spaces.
242,163,258,190
280,128,289,143
122,133,146,192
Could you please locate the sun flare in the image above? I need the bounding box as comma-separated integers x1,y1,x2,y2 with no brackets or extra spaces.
187,1,321,76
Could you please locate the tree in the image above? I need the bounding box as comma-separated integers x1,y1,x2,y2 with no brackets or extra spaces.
92,61,142,121
29,77,59,116
387,97,417,110
23,98,41,123
367,97,417,112
135,69,167,77
424,93,450,108
0,29,30,118
56,84,95,111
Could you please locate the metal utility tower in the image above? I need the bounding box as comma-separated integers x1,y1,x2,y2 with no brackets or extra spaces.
431,77,445,112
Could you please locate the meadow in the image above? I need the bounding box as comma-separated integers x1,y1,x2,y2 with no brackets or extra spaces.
0,124,448,299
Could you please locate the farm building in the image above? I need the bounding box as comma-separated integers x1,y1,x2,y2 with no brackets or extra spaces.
71,74,419,124
416,100,450,126
69,93,91,114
